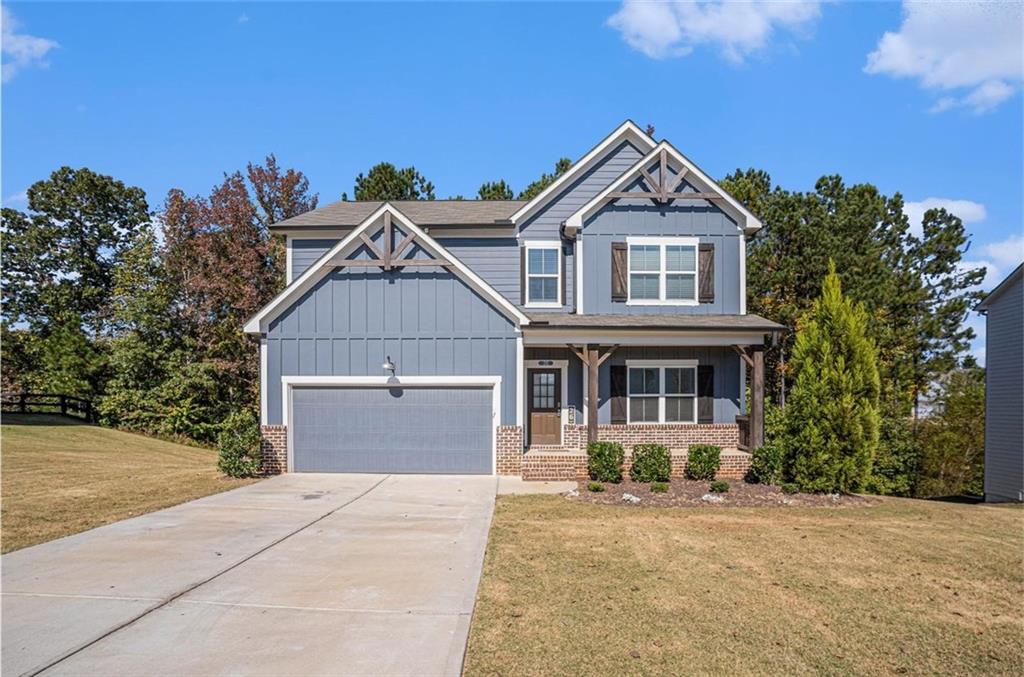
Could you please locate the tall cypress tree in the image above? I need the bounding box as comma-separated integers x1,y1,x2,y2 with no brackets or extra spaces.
784,262,881,493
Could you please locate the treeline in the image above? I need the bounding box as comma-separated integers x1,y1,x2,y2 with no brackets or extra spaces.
1,157,987,495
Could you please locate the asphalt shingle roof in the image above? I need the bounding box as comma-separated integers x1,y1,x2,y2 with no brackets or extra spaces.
524,313,786,331
272,200,525,228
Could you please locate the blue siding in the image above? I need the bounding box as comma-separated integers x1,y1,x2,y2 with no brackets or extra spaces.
289,238,339,281
438,237,521,304
596,346,743,424
984,275,1023,502
582,203,742,314
266,267,519,426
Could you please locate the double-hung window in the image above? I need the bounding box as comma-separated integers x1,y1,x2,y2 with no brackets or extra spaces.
627,237,698,304
524,242,561,307
627,361,697,423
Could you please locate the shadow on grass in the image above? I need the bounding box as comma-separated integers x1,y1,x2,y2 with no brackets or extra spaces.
926,494,985,505
1,413,89,427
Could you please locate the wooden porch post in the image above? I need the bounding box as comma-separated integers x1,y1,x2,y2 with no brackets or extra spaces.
587,344,599,444
751,346,765,449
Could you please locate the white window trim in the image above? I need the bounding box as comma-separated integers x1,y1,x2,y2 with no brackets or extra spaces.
522,241,562,308
524,359,569,446
625,236,699,306
625,359,698,424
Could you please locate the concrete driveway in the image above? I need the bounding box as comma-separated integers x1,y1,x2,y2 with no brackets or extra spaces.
2,474,496,677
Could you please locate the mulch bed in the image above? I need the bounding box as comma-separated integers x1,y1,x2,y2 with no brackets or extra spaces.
569,478,878,508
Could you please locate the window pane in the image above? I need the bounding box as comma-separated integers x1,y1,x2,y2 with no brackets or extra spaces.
629,396,659,422
542,248,557,274
666,368,696,395
528,277,558,302
665,396,695,422
630,245,660,272
628,367,660,395
666,274,695,300
630,274,660,300
528,248,558,275
527,248,543,273
665,245,696,272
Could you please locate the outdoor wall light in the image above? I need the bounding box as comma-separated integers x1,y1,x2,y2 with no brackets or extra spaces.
382,356,399,384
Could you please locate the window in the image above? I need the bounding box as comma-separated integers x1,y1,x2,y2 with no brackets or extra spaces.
627,237,698,304
524,243,561,306
627,362,697,423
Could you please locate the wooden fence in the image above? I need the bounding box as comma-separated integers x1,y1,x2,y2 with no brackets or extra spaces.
1,392,95,423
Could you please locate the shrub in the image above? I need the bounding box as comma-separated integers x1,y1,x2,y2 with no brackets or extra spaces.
746,402,785,485
630,443,671,483
781,483,800,495
709,480,730,493
686,444,721,480
650,481,669,493
587,481,606,493
587,441,624,483
217,410,262,478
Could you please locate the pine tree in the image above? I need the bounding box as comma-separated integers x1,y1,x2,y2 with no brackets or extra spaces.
347,163,435,201
517,158,572,200
783,262,881,492
477,180,514,200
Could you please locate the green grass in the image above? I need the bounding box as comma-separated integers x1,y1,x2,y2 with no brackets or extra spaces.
1,414,257,553
465,496,1024,676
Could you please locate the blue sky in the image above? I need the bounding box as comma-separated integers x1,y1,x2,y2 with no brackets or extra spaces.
3,1,1022,360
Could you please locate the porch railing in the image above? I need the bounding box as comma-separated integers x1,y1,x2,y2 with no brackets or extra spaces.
1,392,95,423
735,414,750,451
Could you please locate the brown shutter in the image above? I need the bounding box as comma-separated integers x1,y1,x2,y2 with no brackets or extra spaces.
611,242,627,302
698,243,715,303
697,365,714,424
520,246,527,305
610,364,627,424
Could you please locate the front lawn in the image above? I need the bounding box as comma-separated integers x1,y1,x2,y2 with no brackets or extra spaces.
1,415,257,553
465,495,1023,675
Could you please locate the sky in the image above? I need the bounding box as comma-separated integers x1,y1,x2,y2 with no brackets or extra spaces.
3,1,1022,363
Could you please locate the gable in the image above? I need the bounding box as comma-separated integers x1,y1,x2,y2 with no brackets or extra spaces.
244,203,529,333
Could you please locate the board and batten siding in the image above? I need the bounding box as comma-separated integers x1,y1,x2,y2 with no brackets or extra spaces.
582,203,742,314
984,273,1023,502
289,238,340,282
265,267,519,426
437,237,522,305
597,346,743,424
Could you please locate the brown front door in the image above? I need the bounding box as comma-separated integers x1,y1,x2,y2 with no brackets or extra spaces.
528,368,561,446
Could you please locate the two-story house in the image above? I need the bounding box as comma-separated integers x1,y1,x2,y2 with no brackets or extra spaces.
244,121,783,480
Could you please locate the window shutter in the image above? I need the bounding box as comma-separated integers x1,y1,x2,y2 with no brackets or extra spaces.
610,365,627,424
611,242,627,302
698,243,714,303
520,246,527,305
697,365,714,424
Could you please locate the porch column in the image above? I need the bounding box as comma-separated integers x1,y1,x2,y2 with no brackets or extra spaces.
587,344,599,444
751,346,765,449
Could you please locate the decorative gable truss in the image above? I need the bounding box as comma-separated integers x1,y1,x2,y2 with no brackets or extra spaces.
243,203,530,334
563,141,763,235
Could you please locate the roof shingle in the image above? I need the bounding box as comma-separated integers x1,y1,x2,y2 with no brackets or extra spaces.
272,200,525,228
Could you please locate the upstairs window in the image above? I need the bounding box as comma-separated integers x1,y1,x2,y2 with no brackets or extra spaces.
627,237,698,305
524,242,561,307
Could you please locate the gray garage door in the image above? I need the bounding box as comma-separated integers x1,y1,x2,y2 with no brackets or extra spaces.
291,386,493,474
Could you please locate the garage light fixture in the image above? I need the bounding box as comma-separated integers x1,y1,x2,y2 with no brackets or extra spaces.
382,356,399,384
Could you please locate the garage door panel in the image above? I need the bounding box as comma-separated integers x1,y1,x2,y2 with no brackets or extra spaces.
291,386,493,474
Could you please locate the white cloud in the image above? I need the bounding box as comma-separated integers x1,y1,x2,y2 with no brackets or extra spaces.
237,13,250,25
865,1,1023,114
979,234,1024,277
903,197,987,237
607,0,821,63
3,190,28,208
1,6,59,83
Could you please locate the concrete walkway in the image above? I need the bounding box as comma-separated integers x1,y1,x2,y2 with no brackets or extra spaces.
2,474,496,677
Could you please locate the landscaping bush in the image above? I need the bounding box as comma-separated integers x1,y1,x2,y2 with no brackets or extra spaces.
217,410,262,478
587,481,605,493
746,402,785,485
587,441,624,483
686,444,721,480
629,443,671,483
781,482,800,495
650,481,669,493
710,480,730,493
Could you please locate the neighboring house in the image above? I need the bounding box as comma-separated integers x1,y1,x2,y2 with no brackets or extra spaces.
244,121,784,480
977,263,1023,502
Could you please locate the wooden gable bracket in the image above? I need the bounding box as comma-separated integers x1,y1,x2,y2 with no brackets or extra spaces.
569,344,618,366
343,211,450,270
608,148,726,204
732,345,755,368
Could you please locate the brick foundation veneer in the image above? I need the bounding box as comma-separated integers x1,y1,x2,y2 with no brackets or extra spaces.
523,449,751,481
260,425,287,475
496,426,524,475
